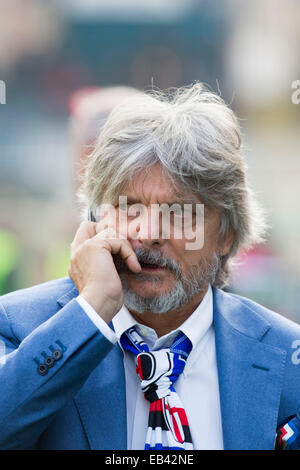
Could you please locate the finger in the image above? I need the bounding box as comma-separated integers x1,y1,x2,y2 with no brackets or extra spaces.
95,205,119,233
96,223,127,240
71,221,98,252
94,232,141,272
94,227,127,245
117,241,141,272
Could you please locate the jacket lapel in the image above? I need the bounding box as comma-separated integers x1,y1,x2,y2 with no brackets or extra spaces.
213,287,287,450
57,281,127,450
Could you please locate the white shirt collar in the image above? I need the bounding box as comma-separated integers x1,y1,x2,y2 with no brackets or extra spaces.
112,284,213,354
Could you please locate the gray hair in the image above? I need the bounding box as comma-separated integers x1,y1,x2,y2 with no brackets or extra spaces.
78,82,267,288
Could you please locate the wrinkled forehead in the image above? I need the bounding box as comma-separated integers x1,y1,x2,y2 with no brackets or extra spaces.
114,164,203,206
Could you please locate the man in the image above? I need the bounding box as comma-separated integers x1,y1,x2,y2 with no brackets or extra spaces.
0,83,300,450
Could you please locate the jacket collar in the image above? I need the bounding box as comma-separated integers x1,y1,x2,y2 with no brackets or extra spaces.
56,279,272,338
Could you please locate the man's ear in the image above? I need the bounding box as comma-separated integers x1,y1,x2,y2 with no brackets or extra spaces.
219,229,235,257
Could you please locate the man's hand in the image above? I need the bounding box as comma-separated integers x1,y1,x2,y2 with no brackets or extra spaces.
68,221,141,323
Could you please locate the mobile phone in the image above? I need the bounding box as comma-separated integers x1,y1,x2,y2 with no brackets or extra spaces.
88,207,97,222
88,206,124,271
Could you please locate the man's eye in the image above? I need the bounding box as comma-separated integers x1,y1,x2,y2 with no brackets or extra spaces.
118,204,128,212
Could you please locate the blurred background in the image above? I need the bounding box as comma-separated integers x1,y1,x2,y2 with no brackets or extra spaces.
0,0,299,323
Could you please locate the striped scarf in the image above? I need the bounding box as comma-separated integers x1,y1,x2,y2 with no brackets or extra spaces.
120,326,193,450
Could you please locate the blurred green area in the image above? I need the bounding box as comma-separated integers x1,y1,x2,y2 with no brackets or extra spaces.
0,229,20,295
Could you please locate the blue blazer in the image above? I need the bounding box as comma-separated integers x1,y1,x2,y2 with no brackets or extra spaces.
0,277,300,450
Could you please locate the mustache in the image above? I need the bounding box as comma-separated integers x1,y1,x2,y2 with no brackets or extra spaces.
116,247,181,276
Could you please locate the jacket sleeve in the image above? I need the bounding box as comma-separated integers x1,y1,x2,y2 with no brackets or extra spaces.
0,298,114,449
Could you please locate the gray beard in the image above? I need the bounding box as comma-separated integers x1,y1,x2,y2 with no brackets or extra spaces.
118,248,220,314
